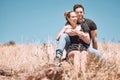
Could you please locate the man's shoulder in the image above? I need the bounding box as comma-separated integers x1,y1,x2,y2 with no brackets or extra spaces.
84,18,95,23
84,18,97,30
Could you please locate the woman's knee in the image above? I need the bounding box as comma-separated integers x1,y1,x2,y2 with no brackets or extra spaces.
68,51,80,63
81,51,88,61
61,33,69,38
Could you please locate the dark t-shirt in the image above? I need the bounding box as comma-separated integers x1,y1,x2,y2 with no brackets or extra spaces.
85,18,97,31
84,18,97,38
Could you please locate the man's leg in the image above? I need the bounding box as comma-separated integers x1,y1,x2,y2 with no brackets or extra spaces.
87,47,103,60
87,47,107,67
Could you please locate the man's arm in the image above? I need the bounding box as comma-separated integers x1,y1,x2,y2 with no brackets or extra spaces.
91,30,98,49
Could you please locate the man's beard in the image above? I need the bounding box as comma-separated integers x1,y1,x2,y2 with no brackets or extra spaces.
77,16,84,23
78,15,83,20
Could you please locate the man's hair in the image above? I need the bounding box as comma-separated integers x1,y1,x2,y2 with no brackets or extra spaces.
73,4,84,12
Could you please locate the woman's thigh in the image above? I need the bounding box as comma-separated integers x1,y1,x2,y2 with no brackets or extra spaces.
67,51,81,64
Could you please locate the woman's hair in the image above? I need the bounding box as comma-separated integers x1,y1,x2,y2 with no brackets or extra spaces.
64,11,74,25
64,11,73,19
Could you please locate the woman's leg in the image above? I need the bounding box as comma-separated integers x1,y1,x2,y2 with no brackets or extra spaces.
68,51,81,80
80,51,88,80
56,33,71,57
54,33,71,65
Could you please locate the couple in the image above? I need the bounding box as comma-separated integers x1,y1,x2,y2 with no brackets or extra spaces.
54,4,103,75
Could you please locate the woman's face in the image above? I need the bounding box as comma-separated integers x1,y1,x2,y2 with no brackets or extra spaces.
69,12,77,23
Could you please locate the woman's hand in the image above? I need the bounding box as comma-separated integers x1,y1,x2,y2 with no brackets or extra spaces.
65,29,77,36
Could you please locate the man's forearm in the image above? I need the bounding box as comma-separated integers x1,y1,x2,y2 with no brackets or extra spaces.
92,40,98,49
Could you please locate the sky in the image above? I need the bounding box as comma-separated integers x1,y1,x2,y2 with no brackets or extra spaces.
0,0,120,44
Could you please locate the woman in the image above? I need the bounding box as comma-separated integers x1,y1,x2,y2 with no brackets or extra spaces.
55,11,90,79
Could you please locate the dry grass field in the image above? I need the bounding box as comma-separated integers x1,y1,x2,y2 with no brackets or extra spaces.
0,42,120,80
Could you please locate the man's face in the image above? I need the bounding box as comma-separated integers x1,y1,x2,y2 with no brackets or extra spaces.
75,7,84,20
70,12,77,23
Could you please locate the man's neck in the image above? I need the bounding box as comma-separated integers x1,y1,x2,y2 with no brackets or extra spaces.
77,18,85,24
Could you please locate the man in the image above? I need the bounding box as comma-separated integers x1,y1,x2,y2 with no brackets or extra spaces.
72,4,103,60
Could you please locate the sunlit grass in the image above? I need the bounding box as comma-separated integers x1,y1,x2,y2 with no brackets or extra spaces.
0,42,120,80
